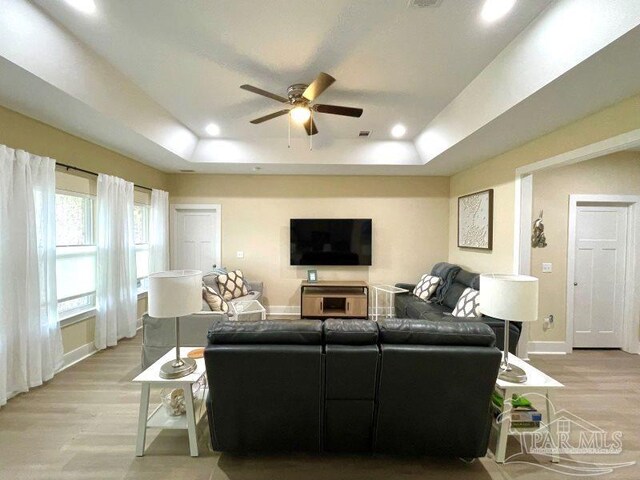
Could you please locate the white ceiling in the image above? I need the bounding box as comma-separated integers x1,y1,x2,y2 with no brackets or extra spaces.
29,0,551,141
0,0,639,175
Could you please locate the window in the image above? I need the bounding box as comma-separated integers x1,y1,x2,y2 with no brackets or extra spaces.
134,203,150,293
55,191,150,320
55,192,96,320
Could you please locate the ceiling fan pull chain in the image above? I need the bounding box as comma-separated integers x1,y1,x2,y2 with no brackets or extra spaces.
288,113,291,149
309,113,313,151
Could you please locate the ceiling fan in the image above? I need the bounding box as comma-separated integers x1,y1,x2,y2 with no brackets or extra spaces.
240,72,363,137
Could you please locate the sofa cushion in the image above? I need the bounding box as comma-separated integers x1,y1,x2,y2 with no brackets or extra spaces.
208,319,322,345
202,285,230,313
203,272,222,294
415,303,450,322
451,287,481,318
413,274,441,301
217,270,249,301
442,269,480,309
378,318,495,347
394,292,417,317
405,300,436,319
324,319,378,345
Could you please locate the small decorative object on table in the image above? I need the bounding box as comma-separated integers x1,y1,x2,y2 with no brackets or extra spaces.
307,269,318,282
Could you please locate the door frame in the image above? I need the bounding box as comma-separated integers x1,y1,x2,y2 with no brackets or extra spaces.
513,128,640,355
566,195,640,353
170,203,222,271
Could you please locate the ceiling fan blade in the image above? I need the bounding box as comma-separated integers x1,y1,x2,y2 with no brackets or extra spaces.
302,72,336,101
250,109,290,124
314,104,363,118
303,116,319,136
240,84,289,103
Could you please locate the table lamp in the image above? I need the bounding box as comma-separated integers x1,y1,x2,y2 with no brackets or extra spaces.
149,270,202,379
479,274,538,383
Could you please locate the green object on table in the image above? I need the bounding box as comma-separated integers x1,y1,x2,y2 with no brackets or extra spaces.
492,392,532,408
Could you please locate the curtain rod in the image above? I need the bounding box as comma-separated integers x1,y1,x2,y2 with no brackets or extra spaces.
56,162,153,192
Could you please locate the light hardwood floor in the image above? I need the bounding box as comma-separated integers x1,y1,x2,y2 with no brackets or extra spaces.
1,335,638,480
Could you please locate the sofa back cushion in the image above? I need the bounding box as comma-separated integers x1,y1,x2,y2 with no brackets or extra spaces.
208,319,322,345
442,268,480,309
324,319,378,345
378,318,496,347
429,262,461,304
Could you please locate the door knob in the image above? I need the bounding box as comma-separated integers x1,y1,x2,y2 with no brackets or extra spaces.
574,282,578,286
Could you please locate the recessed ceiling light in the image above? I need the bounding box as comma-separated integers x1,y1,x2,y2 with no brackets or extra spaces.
64,0,97,14
391,124,407,138
205,123,220,136
481,0,516,23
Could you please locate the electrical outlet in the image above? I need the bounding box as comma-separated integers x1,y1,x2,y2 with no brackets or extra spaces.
542,262,553,273
236,251,244,259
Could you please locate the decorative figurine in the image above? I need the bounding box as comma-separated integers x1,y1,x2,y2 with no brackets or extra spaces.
532,210,547,248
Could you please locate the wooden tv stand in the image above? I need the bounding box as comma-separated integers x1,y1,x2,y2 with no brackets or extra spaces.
300,280,369,320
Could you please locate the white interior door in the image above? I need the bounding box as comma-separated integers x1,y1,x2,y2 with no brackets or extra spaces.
172,206,220,272
572,205,627,348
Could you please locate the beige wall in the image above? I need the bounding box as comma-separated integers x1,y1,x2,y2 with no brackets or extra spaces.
0,105,167,354
529,151,640,342
448,93,640,274
169,175,450,310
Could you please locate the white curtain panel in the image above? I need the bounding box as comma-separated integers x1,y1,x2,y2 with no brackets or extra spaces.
95,174,137,350
0,145,63,407
149,189,170,274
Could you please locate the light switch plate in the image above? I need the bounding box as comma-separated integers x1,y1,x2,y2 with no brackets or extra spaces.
542,262,552,273
236,251,244,259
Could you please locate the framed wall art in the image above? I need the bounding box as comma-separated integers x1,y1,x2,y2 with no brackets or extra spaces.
458,189,494,250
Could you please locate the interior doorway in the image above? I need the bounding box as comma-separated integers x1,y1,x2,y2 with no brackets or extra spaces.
514,129,640,356
570,202,629,348
171,204,221,272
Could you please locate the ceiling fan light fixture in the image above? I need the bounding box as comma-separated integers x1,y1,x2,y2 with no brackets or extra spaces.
290,106,311,124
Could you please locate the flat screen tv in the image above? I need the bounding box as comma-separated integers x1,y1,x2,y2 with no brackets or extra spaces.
290,219,372,266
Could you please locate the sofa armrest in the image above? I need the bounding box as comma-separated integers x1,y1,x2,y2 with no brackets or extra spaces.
246,280,263,294
395,283,416,292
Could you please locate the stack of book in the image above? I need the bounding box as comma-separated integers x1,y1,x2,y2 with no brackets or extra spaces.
491,392,542,429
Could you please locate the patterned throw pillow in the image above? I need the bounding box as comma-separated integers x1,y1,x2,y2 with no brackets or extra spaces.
451,287,481,317
216,269,249,301
202,285,229,313
413,274,441,301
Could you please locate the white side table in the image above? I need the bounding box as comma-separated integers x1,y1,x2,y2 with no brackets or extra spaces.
371,284,409,320
231,299,267,321
491,353,564,464
132,347,207,457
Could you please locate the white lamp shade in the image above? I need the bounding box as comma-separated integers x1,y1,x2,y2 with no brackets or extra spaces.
148,270,202,318
479,274,539,322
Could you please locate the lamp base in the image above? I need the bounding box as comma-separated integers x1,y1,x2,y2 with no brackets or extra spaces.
159,357,197,379
498,363,528,383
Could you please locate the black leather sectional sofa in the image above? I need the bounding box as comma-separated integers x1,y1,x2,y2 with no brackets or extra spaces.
205,317,501,457
395,262,522,353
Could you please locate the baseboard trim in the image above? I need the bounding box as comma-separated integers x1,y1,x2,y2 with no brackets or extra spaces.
527,341,569,355
59,315,145,372
266,306,300,317
59,342,97,372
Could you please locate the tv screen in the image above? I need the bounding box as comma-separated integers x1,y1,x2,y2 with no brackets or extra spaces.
290,219,372,266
